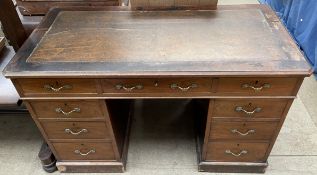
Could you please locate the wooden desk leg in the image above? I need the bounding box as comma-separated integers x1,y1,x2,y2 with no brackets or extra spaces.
38,142,57,173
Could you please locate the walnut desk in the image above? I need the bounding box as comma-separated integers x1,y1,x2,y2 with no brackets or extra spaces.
3,5,311,173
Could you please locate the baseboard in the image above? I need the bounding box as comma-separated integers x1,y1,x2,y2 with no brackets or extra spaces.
56,161,125,173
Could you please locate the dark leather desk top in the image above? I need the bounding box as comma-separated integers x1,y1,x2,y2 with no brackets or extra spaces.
3,5,311,78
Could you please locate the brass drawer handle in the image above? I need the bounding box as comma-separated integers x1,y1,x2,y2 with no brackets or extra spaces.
231,129,255,136
115,84,143,92
235,106,262,116
241,83,271,92
65,128,88,135
170,83,198,92
44,84,72,92
225,150,248,157
74,149,95,156
55,107,80,116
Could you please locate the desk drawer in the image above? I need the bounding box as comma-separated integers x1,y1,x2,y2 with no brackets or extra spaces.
42,121,111,140
16,79,98,96
214,78,299,96
29,100,104,119
212,99,289,119
101,78,212,94
53,142,116,161
209,121,278,140
205,142,269,162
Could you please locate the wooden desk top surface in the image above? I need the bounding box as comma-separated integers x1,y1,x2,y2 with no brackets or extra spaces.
4,5,311,78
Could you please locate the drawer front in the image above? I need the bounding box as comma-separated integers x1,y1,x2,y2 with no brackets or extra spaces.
101,78,212,94
131,0,217,7
53,142,115,161
212,99,289,119
205,142,269,162
209,121,278,140
42,122,111,140
29,100,104,119
215,78,299,96
16,79,98,96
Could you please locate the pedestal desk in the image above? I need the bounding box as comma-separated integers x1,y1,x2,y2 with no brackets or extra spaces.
3,5,311,173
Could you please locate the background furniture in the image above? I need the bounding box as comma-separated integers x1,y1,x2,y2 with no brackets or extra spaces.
0,0,57,172
16,0,122,15
3,5,311,173
0,0,28,113
0,0,27,51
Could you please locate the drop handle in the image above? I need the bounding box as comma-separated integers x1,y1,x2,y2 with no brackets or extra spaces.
65,128,88,135
44,84,72,92
235,106,262,116
225,150,248,157
241,83,271,92
55,107,80,116
170,83,198,92
74,149,95,156
231,129,255,136
115,84,143,92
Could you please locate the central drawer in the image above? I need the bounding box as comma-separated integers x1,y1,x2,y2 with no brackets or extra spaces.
28,100,105,119
53,142,116,161
41,121,111,140
101,78,212,94
209,121,279,140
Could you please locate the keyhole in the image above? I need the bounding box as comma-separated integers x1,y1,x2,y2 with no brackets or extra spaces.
72,123,76,127
154,80,159,87
255,80,259,85
248,103,252,107
237,144,240,147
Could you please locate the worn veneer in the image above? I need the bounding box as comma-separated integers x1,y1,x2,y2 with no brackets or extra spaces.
3,5,311,173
